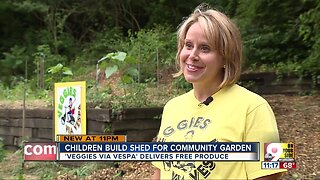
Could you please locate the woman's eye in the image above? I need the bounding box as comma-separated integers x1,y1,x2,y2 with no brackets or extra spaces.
185,42,193,49
201,45,210,52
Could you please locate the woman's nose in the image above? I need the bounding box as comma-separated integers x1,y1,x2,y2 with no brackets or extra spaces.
189,49,199,61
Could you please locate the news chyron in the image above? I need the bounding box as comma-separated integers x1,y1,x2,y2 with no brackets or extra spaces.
24,142,57,161
24,135,126,161
261,143,296,169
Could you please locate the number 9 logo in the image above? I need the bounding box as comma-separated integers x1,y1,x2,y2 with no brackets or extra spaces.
266,143,283,161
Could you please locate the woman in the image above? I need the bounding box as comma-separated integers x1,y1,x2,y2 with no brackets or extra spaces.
152,4,286,180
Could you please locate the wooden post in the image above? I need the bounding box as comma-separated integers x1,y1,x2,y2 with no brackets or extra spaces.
22,58,27,170
40,55,45,89
37,58,40,88
156,48,159,87
37,53,45,89
138,46,141,83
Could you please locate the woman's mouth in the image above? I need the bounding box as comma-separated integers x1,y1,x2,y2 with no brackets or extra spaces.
186,64,204,72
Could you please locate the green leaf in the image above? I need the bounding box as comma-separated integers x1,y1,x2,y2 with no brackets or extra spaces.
62,69,73,76
112,52,127,61
105,52,115,59
48,63,63,74
105,65,118,78
126,67,139,77
125,55,138,64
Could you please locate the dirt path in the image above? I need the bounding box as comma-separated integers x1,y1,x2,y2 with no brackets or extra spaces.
267,95,320,179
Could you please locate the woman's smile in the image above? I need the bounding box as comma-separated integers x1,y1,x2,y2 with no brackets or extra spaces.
186,63,205,72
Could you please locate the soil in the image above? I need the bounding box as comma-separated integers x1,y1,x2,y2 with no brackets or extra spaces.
266,94,320,180
0,94,319,179
0,99,50,109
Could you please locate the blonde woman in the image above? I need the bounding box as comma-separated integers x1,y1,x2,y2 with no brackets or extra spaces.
152,4,286,180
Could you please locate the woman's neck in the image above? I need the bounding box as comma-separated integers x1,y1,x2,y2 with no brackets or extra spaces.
193,82,221,102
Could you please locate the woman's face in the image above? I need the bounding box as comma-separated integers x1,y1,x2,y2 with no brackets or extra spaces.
179,22,224,86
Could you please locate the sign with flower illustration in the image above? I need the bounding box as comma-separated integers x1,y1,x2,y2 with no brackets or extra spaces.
54,81,86,140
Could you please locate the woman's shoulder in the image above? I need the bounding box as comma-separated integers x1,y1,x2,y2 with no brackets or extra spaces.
228,84,268,105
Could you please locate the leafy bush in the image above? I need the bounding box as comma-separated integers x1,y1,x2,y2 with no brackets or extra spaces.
77,27,126,65
97,51,138,84
125,26,176,82
0,46,30,86
0,81,26,100
86,86,112,109
83,25,176,82
237,0,309,70
298,0,320,77
173,76,192,92
46,63,73,88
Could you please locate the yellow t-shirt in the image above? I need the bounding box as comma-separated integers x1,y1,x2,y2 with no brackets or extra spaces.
153,84,286,179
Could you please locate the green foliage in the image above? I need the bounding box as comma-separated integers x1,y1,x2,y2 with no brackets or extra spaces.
97,51,138,85
298,0,320,76
143,0,233,28
0,45,29,86
81,27,125,64
11,0,48,12
275,61,302,76
46,63,73,88
86,86,112,109
71,165,91,177
31,44,72,89
31,162,64,179
1,0,320,110
173,76,192,92
0,0,320,86
0,81,25,100
203,0,239,17
2,46,26,71
126,26,176,82
0,80,52,108
48,63,73,76
111,83,149,111
30,162,111,179
7,150,24,180
237,0,309,68
88,25,176,83
0,1,43,56
0,138,5,162
104,123,113,134
33,44,68,71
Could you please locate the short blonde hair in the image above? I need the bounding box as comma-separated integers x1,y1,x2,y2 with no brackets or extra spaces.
174,5,243,88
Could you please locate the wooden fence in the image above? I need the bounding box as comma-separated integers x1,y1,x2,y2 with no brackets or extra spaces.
239,72,320,94
0,108,162,150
